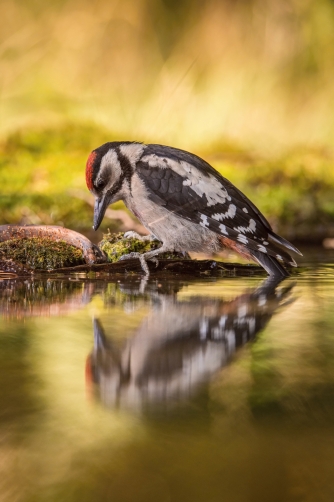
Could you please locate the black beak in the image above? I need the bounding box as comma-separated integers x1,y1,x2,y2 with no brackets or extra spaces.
93,194,110,231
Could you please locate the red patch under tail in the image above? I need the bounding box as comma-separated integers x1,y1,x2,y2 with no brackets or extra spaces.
219,236,254,262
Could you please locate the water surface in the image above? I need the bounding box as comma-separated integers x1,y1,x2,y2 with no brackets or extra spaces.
1,253,334,502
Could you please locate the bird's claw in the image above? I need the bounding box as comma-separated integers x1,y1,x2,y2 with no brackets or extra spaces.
120,253,159,268
123,231,158,243
118,252,150,275
150,257,159,268
118,252,141,261
123,231,140,239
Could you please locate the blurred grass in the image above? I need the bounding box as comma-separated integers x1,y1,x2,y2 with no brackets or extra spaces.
1,0,334,240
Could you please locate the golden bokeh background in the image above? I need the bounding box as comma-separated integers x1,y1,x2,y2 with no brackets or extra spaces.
2,0,334,150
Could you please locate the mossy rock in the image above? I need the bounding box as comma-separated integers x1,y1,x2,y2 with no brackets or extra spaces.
0,237,85,270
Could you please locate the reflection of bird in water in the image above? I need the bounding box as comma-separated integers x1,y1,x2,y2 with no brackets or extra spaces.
86,278,295,411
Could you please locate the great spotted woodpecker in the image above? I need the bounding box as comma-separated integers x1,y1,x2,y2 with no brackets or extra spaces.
86,142,301,276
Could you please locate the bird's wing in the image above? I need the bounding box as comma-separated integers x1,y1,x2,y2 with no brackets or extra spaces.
146,144,273,229
136,147,298,265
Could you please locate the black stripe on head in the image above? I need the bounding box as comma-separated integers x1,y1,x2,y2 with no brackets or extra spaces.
87,141,136,190
103,145,138,199
115,145,136,193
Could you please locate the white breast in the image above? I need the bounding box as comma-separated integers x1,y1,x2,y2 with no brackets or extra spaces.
125,173,219,253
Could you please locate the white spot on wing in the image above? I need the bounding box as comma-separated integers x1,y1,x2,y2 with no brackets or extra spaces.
235,219,256,234
237,234,248,244
258,245,267,253
243,207,248,213
141,154,230,207
219,224,228,235
199,214,209,228
212,204,237,221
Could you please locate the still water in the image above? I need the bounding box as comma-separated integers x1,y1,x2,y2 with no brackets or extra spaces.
1,251,334,502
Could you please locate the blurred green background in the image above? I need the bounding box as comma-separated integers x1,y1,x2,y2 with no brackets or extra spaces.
1,0,334,242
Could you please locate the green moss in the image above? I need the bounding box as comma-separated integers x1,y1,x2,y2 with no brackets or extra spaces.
0,238,85,270
99,232,189,262
99,232,161,263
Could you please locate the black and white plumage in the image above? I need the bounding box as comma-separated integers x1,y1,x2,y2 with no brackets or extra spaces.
87,277,294,410
86,142,302,276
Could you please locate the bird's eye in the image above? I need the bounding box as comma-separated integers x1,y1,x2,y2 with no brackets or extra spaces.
95,178,106,190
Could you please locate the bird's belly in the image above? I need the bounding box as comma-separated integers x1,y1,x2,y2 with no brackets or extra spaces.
128,199,219,253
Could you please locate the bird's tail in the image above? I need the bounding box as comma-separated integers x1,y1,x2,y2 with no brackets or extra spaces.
250,249,290,277
268,232,302,257
219,230,301,278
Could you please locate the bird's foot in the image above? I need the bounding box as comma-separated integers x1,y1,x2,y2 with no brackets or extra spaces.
150,257,159,268
139,276,149,294
118,251,141,261
118,252,150,275
123,231,158,242
123,231,140,239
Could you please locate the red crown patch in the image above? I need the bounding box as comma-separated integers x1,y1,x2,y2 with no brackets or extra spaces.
86,151,97,190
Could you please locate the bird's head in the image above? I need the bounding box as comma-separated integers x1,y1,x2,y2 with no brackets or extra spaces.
86,142,145,230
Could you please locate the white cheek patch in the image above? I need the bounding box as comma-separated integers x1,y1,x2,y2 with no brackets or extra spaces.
141,155,231,206
100,150,122,192
211,204,237,222
235,219,256,234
